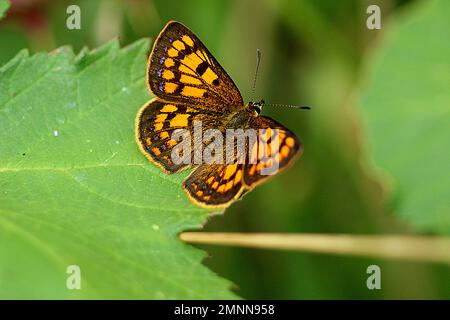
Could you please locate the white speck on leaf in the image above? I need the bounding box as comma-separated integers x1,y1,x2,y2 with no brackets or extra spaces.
53,130,59,137
65,102,76,109
56,116,65,124
103,151,117,163
73,173,87,182
152,224,159,231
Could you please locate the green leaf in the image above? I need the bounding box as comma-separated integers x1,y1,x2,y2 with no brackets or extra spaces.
0,40,236,299
0,0,10,19
359,0,450,234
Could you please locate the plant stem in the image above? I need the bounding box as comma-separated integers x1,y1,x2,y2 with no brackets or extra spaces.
180,232,450,264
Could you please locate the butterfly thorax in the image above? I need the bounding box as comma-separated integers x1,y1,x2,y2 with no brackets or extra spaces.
225,100,264,129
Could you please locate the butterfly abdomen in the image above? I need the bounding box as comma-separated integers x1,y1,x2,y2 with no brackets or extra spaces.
226,108,256,129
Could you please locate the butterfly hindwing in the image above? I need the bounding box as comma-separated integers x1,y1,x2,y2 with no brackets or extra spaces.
183,116,302,207
183,163,245,207
147,21,244,111
243,116,302,187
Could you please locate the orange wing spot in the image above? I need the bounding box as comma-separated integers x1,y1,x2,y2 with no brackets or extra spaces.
223,164,238,180
234,169,242,185
180,74,202,85
202,67,218,84
182,35,194,47
285,137,296,148
256,162,264,171
265,159,274,169
165,58,175,68
225,180,234,192
172,40,185,51
164,82,178,93
217,184,226,193
182,86,205,98
154,114,167,131
207,176,214,184
196,190,203,197
152,147,161,156
160,132,169,139
155,114,168,123
179,64,196,75
162,70,174,80
161,104,177,112
203,195,211,201
249,164,256,175
265,128,273,140
212,181,219,189
186,107,197,113
182,53,202,70
145,137,152,145
168,48,178,57
196,50,207,61
281,145,290,158
258,141,265,159
170,114,190,127
202,50,212,65
167,139,177,147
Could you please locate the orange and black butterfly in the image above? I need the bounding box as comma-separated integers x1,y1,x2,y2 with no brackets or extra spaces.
136,21,303,208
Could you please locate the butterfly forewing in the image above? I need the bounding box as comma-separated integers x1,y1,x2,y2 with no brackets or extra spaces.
148,21,243,111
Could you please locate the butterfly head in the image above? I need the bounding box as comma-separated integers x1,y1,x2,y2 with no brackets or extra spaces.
248,99,265,115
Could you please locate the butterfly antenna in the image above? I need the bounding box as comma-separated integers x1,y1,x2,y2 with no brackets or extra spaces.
266,103,311,110
251,49,262,101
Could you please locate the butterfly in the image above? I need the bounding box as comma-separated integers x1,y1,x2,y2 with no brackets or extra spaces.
136,21,303,208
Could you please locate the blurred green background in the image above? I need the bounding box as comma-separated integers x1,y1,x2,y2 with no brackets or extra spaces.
1,0,448,299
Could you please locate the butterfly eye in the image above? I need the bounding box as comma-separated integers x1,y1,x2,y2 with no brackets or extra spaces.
252,104,261,114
